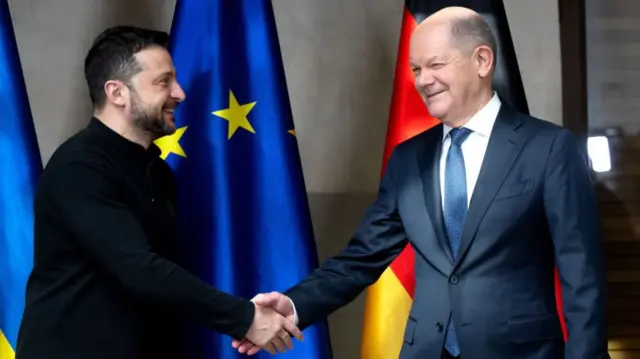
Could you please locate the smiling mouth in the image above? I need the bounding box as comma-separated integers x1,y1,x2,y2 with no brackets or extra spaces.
426,90,445,99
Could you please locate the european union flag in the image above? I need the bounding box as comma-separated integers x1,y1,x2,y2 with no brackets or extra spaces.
161,0,332,358
0,0,43,357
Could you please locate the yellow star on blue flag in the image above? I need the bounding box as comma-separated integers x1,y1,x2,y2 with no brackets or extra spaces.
166,0,332,357
154,125,187,160
212,90,256,140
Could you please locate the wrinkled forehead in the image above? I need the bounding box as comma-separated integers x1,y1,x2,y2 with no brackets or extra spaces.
409,23,455,63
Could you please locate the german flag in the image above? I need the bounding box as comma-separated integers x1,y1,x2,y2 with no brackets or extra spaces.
360,1,566,357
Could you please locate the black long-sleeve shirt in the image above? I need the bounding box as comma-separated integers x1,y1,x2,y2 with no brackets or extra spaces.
15,118,254,359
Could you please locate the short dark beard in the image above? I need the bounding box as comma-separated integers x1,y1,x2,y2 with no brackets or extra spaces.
129,89,175,140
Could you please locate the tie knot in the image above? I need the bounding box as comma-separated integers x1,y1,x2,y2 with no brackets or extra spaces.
449,127,472,146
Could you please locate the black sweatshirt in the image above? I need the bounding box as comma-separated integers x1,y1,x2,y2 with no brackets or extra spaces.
15,118,254,359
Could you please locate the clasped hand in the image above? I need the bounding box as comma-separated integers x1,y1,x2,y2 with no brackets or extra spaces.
233,292,301,355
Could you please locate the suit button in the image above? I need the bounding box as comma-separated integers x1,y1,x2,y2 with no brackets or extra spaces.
436,322,444,332
450,275,459,284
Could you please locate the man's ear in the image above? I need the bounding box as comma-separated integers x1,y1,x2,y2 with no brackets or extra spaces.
104,80,128,107
474,45,494,78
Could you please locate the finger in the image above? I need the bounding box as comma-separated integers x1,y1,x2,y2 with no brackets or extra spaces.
231,339,243,348
237,342,258,355
278,332,293,353
271,337,286,353
282,319,304,341
246,345,262,356
279,330,293,350
263,342,276,355
268,330,288,354
253,293,278,306
237,341,254,354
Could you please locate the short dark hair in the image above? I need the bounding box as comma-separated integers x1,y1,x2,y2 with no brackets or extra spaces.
84,26,169,108
450,15,498,69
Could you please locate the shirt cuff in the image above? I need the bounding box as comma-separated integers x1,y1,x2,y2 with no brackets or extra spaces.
288,297,299,325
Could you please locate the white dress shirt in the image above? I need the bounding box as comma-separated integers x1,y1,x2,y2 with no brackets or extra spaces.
440,93,501,209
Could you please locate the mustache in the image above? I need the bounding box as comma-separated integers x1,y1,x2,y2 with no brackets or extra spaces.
163,101,179,110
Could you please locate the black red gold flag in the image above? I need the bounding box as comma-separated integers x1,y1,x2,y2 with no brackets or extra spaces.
361,2,565,358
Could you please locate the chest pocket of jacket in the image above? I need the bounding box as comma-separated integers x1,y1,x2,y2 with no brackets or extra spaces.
494,179,532,201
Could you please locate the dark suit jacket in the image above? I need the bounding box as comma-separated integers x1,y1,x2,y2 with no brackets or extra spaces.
285,103,608,359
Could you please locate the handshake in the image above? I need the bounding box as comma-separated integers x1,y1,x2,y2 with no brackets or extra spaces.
233,292,302,355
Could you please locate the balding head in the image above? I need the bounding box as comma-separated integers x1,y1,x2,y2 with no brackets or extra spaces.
450,11,497,68
414,6,497,70
409,6,497,126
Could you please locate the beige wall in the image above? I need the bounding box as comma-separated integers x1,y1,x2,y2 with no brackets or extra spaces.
585,0,640,135
8,0,561,357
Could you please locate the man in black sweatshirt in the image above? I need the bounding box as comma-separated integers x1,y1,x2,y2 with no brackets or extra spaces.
15,26,301,359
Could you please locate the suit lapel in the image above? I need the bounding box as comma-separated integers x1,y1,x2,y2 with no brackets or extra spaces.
418,124,455,265
454,104,526,267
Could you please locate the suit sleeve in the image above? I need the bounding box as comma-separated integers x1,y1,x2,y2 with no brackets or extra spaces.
49,159,255,340
543,129,608,359
284,149,409,329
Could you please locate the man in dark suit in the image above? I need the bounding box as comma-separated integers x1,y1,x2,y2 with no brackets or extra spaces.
233,6,608,359
15,26,300,359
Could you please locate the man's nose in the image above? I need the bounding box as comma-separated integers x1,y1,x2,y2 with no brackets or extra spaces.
415,70,435,87
172,82,186,102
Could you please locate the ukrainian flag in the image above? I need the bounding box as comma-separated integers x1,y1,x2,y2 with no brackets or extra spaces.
0,1,43,357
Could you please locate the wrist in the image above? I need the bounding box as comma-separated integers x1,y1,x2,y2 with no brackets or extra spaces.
237,299,256,340
287,297,299,325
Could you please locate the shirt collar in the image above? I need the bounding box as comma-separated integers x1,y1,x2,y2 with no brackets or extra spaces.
442,92,501,142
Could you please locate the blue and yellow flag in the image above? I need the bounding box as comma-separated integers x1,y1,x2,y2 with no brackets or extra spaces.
160,0,332,358
0,1,43,358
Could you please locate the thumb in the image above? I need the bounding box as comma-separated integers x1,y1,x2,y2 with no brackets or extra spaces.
252,292,279,306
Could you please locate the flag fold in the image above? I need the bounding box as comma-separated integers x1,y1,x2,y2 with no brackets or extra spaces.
163,0,332,358
0,1,43,358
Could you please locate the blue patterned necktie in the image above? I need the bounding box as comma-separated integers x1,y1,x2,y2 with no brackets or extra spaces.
443,127,472,356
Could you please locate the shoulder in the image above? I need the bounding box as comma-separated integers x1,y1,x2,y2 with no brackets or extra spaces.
516,112,582,156
386,124,443,164
50,125,118,165
519,112,566,136
40,129,121,190
502,110,590,179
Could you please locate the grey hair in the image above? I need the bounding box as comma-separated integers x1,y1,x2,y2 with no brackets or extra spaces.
450,15,498,69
